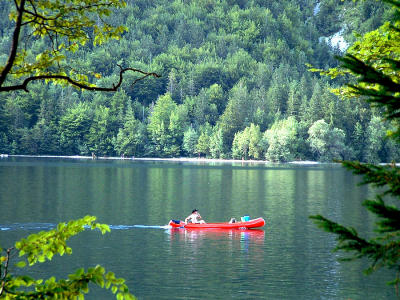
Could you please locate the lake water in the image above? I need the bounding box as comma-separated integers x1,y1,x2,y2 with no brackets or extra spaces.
0,157,395,299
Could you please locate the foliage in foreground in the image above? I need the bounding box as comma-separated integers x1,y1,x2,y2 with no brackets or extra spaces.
310,0,400,293
0,0,158,93
0,216,135,299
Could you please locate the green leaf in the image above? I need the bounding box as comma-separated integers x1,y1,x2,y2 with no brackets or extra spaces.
58,245,65,256
3,215,133,298
15,261,27,268
106,281,112,289
117,293,124,300
46,251,54,260
112,285,118,294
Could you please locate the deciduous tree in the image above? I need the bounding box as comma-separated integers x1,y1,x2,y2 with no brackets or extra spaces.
196,131,210,158
0,0,159,93
0,216,135,299
263,117,299,162
307,119,347,162
183,127,198,157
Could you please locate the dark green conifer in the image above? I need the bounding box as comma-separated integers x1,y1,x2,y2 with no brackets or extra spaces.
310,0,400,290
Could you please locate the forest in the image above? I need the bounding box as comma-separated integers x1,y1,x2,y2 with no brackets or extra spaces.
0,0,398,163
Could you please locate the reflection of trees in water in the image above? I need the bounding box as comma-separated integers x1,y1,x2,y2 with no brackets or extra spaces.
166,228,266,291
168,228,265,256
169,228,264,241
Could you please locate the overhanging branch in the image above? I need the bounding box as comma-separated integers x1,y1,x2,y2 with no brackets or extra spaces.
0,66,161,92
0,247,14,296
0,0,25,87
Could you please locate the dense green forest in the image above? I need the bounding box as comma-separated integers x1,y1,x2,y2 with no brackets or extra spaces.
0,0,398,162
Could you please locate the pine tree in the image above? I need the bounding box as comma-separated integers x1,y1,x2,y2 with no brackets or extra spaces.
196,132,210,158
310,0,400,291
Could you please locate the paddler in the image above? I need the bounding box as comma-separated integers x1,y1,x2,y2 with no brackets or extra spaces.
185,209,206,224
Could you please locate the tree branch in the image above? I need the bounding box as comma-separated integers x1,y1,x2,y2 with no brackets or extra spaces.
0,247,14,296
0,67,161,92
0,0,25,87
22,1,116,23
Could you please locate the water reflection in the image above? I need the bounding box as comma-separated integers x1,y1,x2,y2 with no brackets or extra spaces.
167,228,265,245
0,158,396,299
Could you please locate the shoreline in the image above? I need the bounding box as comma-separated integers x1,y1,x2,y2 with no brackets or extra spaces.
1,154,322,165
3,154,396,166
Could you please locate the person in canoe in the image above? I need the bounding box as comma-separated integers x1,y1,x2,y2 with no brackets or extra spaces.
185,209,206,224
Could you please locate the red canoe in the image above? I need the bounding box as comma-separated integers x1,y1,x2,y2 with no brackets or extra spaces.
168,217,265,229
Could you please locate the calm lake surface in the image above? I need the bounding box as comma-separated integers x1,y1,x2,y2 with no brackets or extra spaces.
0,157,395,299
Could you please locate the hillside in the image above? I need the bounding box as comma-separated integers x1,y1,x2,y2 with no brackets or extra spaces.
0,0,397,162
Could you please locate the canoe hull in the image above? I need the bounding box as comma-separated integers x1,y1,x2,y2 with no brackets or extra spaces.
168,217,265,229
